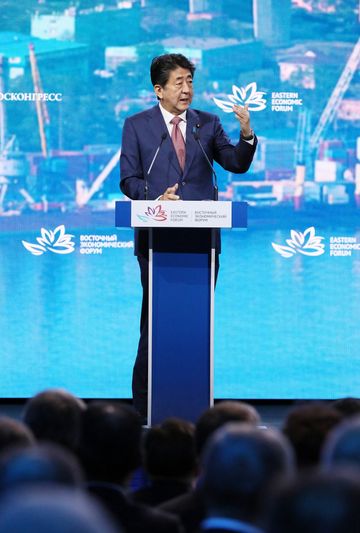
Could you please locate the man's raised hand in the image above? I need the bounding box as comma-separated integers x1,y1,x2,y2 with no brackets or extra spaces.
233,103,252,138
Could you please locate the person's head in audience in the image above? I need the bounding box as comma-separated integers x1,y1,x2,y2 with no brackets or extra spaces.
23,389,86,453
322,416,360,470
79,401,142,485
332,397,360,419
0,486,120,533
200,423,293,526
0,443,84,493
143,418,197,482
195,401,261,457
283,403,341,469
266,469,360,533
0,417,34,454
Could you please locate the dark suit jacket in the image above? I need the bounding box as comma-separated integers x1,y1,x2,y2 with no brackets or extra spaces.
160,488,204,533
87,482,182,533
120,105,257,201
132,479,191,507
119,105,257,256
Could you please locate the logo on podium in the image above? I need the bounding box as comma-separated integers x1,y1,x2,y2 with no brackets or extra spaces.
137,205,167,223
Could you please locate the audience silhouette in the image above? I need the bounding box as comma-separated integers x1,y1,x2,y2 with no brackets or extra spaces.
0,416,34,454
200,423,294,532
282,403,342,469
0,486,120,533
133,417,197,506
79,401,182,532
160,401,263,533
23,389,86,453
266,469,360,533
322,415,360,469
0,443,84,492
0,392,359,533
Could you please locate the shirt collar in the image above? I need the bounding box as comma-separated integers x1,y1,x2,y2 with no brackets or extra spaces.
201,517,264,533
159,103,187,125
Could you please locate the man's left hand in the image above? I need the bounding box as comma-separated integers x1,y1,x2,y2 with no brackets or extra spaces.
233,104,252,137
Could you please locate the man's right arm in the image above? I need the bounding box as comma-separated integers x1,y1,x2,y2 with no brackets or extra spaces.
119,118,145,200
120,118,180,201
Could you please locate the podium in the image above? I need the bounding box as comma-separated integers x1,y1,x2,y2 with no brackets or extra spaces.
116,200,247,425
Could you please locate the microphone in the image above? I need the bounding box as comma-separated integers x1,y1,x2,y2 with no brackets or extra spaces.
192,124,218,201
145,132,167,200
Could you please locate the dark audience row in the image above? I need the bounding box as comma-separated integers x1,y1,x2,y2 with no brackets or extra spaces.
0,390,359,532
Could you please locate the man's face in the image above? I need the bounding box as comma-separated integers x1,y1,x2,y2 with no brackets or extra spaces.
154,67,193,115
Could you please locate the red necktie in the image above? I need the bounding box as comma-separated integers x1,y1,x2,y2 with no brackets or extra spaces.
170,116,186,171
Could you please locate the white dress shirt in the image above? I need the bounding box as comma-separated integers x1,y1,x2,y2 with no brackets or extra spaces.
159,103,187,141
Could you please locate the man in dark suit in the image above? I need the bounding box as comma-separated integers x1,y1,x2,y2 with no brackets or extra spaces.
120,54,257,419
132,418,197,506
160,401,261,533
80,401,182,533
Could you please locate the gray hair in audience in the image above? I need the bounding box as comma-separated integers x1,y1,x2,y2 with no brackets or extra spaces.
266,469,360,533
0,486,120,533
322,415,360,470
201,423,294,522
0,444,84,492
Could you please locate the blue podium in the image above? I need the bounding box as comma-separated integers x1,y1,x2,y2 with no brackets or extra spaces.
116,200,247,425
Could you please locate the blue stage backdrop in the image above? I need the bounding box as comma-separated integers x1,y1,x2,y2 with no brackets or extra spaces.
0,0,359,398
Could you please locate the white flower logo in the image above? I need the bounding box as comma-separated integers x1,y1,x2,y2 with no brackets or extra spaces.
272,227,325,258
22,225,75,256
213,82,267,113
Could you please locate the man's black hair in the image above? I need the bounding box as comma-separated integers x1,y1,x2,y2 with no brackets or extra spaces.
150,54,195,87
283,403,342,469
23,389,86,453
195,401,261,456
79,401,142,484
144,418,197,479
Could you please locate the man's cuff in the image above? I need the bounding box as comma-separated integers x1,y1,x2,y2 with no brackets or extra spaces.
241,129,255,145
243,136,255,145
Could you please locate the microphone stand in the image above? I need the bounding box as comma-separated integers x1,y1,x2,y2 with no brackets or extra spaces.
145,132,167,200
193,125,218,201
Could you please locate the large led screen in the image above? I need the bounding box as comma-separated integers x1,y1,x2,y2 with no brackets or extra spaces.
0,0,359,398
